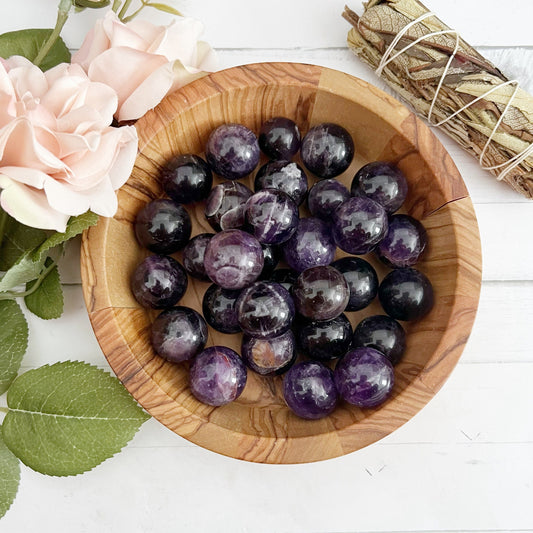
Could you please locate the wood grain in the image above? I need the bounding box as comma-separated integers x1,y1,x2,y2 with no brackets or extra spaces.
80,62,482,463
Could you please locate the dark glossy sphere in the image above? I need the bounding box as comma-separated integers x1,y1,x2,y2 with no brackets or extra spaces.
151,307,208,363
334,347,394,408
236,281,295,339
205,123,260,180
258,117,301,160
202,284,242,334
254,160,308,206
301,123,354,179
379,267,434,321
294,313,352,362
283,361,338,419
331,256,378,311
241,330,296,376
204,229,264,289
269,268,299,292
260,244,281,279
292,265,350,321
160,154,212,204
376,214,428,268
182,233,214,281
189,346,247,406
282,217,336,273
307,178,350,219
131,255,188,309
351,161,408,213
134,199,191,254
332,196,388,255
245,189,299,245
352,315,406,365
205,181,252,232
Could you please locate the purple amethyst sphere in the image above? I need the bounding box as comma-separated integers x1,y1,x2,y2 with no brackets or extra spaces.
301,123,354,179
293,265,350,321
245,189,299,245
334,347,394,408
307,178,350,220
205,181,253,232
236,281,295,338
204,229,264,289
151,307,208,363
351,161,408,213
376,214,427,268
205,123,260,180
130,255,188,309
258,117,301,160
283,361,338,419
241,330,296,376
189,346,247,406
282,217,336,273
202,284,242,334
332,196,388,255
254,160,308,206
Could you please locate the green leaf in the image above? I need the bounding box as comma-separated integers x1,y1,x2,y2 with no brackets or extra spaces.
0,429,20,519
0,29,71,71
0,250,46,293
25,259,63,320
32,211,99,264
0,300,28,394
0,215,47,272
2,361,150,476
146,2,183,16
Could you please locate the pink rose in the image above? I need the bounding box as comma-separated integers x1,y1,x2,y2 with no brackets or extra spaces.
0,56,138,232
72,12,218,122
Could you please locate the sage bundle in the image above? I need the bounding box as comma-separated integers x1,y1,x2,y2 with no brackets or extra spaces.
343,0,533,198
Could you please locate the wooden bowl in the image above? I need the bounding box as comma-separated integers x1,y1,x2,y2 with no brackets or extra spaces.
81,63,482,463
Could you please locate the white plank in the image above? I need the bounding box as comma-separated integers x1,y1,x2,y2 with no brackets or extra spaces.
1,0,532,49
1,441,532,533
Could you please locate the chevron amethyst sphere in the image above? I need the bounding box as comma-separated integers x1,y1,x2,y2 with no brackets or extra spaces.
282,217,335,273
301,123,354,179
245,189,299,245
331,196,388,255
283,361,338,419
189,346,247,406
334,347,394,408
254,160,308,206
307,178,350,220
202,284,242,334
258,116,301,160
292,265,350,321
204,229,264,290
205,123,260,180
182,233,213,282
205,181,253,232
351,161,408,213
236,281,295,339
241,330,296,376
376,214,427,268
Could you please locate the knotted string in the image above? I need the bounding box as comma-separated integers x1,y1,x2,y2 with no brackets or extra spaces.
372,12,532,182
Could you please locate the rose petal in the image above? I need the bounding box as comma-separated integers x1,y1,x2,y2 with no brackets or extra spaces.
71,19,110,71
104,11,151,51
196,41,219,72
107,125,138,189
6,56,48,101
87,47,167,113
153,18,205,64
0,166,48,188
0,175,69,232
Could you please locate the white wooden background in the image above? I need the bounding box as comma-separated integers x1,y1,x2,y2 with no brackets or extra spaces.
2,1,533,531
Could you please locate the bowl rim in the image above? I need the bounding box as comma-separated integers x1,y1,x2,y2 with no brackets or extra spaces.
81,62,483,463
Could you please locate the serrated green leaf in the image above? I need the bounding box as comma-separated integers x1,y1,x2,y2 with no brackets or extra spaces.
2,361,150,476
0,215,47,271
0,300,28,394
146,2,183,16
0,429,20,519
0,251,46,293
32,211,99,264
24,258,63,320
0,29,71,71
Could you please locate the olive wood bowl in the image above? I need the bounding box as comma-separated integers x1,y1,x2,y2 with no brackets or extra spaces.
81,62,482,463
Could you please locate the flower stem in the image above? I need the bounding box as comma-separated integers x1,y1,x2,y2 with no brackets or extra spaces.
121,5,146,23
0,259,58,301
0,208,9,250
33,0,72,68
112,0,122,12
117,0,134,20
